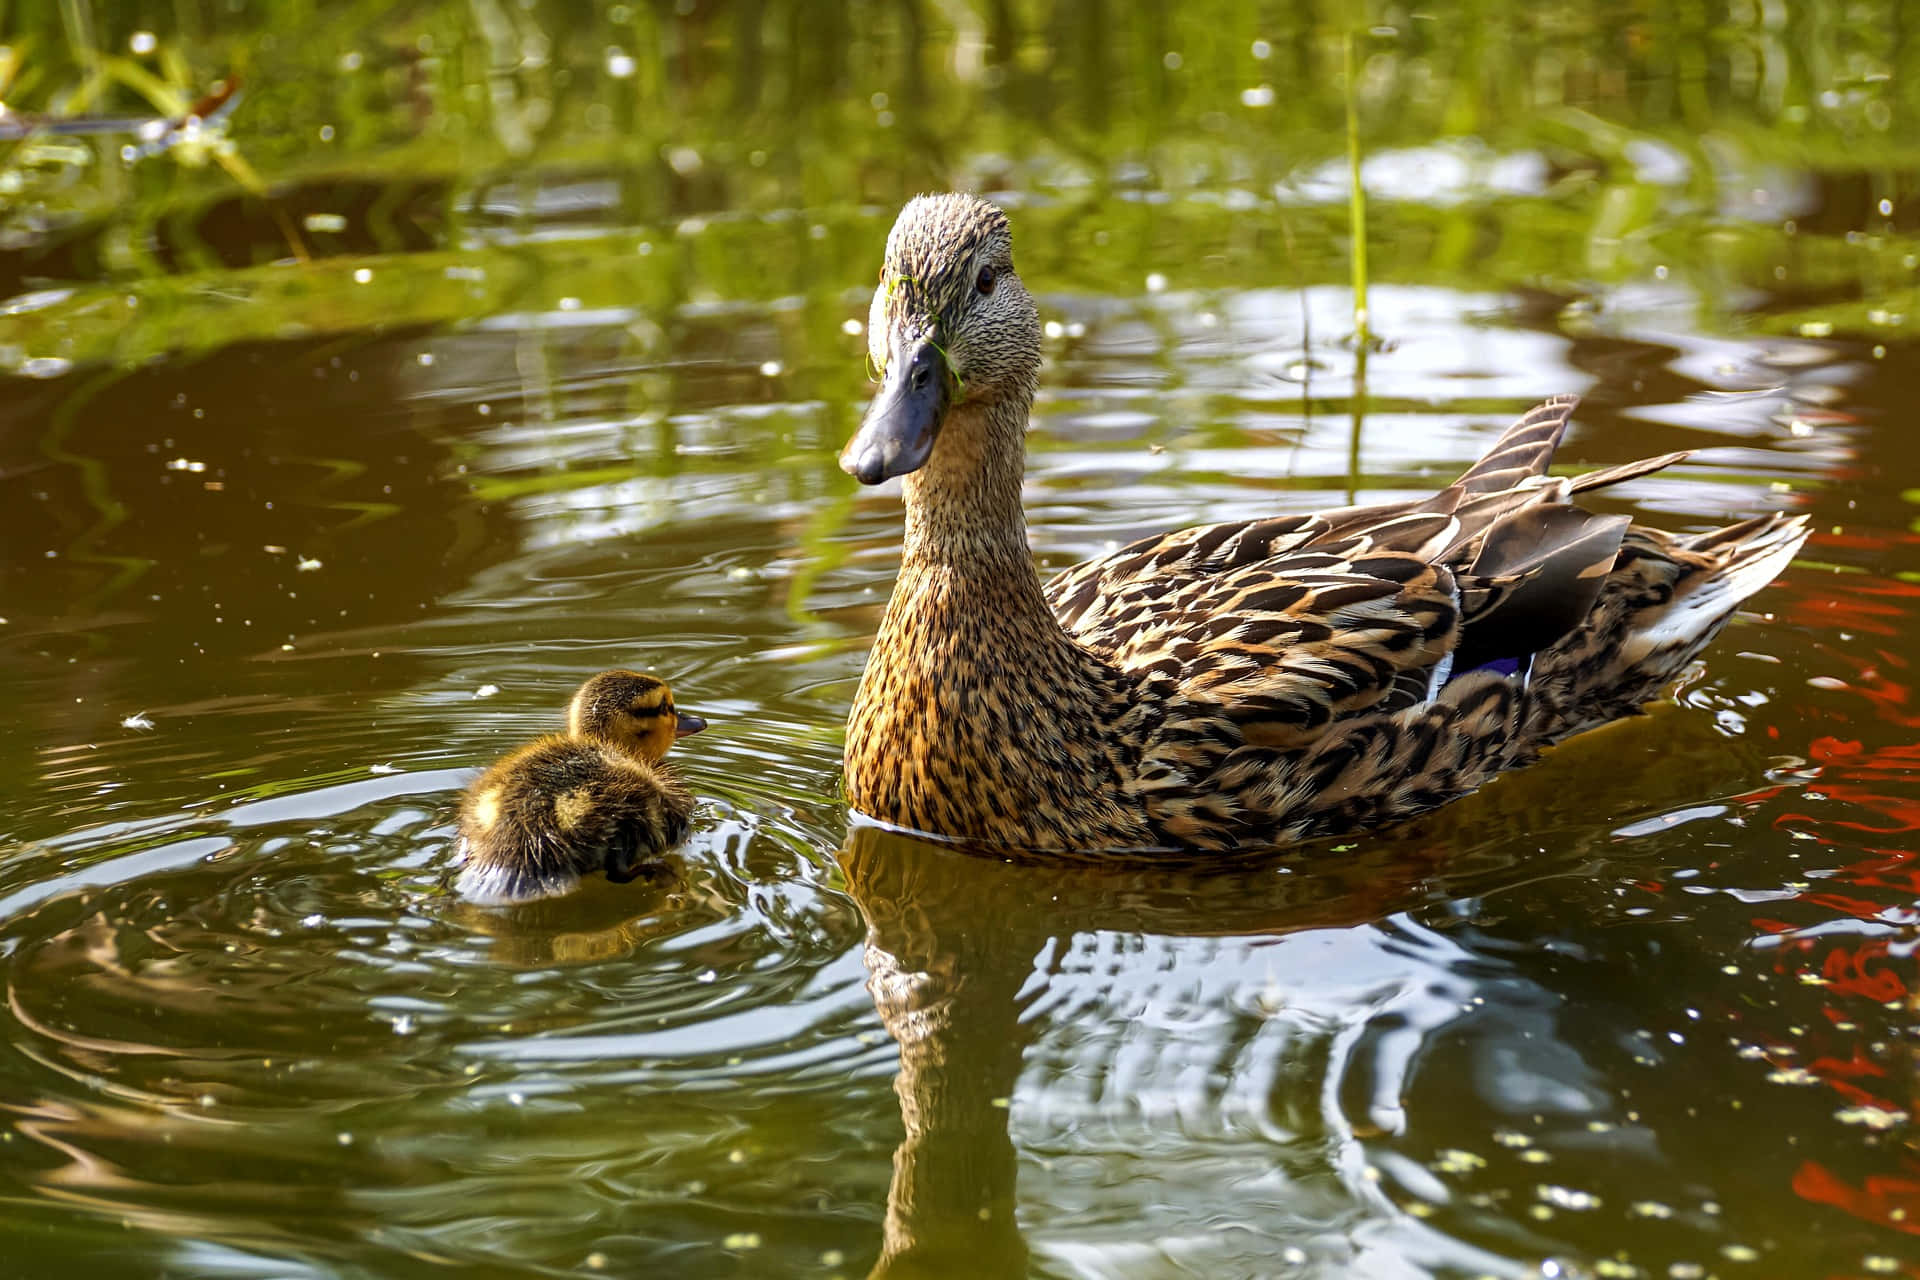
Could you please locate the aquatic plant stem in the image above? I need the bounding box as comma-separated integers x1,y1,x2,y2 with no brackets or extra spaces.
1344,31,1369,348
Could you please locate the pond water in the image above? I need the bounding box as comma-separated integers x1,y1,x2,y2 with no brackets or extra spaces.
2,5,1918,1278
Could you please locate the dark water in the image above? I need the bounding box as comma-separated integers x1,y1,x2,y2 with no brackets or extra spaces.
2,4,1918,1277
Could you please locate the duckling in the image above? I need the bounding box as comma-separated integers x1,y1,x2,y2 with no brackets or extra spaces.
454,671,706,904
838,193,1810,852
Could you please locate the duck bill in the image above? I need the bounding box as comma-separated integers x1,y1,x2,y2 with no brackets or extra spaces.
674,711,707,739
840,338,951,484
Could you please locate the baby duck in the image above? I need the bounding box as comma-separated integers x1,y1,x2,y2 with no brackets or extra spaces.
454,670,706,905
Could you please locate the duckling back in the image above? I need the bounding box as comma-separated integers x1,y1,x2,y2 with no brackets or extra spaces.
455,736,694,905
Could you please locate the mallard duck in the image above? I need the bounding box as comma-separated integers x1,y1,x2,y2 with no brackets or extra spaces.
454,670,706,904
839,193,1809,853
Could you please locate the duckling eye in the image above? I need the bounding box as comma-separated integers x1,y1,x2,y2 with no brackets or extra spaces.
975,266,996,296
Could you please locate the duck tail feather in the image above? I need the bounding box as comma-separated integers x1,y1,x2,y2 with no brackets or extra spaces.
1450,395,1580,496
1621,513,1809,663
1568,450,1693,494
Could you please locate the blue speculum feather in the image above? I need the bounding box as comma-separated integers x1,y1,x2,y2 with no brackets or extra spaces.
1451,655,1526,683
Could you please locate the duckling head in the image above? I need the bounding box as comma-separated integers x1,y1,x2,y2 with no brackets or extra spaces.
567,670,706,763
841,194,1043,485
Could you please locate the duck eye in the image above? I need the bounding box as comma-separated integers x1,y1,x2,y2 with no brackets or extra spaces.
976,266,996,296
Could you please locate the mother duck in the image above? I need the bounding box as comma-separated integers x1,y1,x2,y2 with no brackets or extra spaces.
840,193,1807,852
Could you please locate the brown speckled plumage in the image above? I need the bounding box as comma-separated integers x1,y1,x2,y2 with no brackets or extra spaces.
455,671,700,903
842,194,1809,853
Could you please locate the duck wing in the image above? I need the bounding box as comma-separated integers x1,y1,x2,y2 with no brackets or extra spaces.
1042,396,1680,744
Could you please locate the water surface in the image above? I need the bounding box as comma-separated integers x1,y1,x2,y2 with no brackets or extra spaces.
2,5,1918,1277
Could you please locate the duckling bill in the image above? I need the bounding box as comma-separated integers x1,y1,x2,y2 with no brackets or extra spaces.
455,671,705,905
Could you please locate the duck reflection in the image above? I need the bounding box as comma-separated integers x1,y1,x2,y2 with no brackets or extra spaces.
833,705,1794,1278
836,822,1452,1280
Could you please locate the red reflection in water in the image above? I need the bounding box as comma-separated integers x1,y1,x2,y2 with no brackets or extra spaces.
1753,569,1920,1242
1793,1159,1920,1242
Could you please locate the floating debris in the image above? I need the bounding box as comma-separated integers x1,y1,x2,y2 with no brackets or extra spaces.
120,712,156,731
1537,1184,1601,1210
1835,1105,1906,1130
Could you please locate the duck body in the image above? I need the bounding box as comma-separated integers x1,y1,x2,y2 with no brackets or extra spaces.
841,195,1808,853
454,670,704,904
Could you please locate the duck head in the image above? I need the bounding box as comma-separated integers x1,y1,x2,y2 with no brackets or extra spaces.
567,669,706,762
841,194,1043,485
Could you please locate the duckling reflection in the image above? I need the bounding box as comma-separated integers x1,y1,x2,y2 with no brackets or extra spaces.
450,864,741,967
454,671,706,905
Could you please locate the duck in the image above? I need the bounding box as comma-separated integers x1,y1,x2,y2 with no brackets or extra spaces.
838,192,1809,853
454,670,706,904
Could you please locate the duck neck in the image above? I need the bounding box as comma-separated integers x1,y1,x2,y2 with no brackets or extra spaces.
899,393,1034,575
